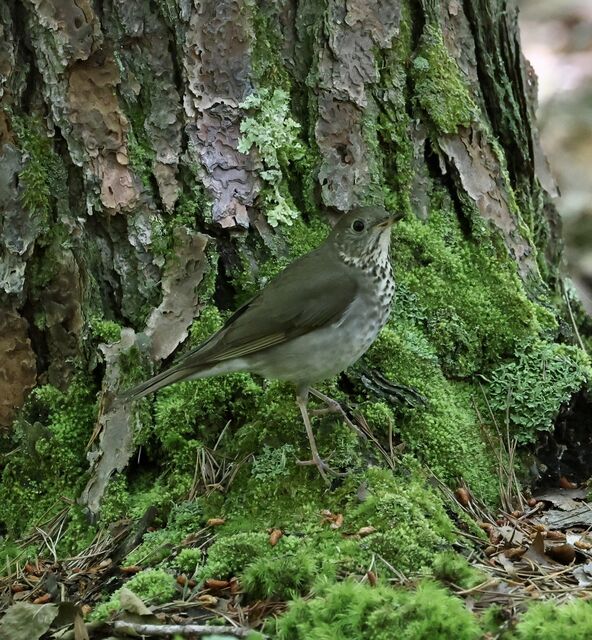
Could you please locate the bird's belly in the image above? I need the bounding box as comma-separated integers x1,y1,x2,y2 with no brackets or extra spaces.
245,296,389,385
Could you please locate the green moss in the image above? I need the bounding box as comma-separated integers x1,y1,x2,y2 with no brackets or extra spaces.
512,600,592,640
9,112,69,225
125,567,177,603
125,501,205,566
487,339,591,444
242,545,317,600
250,3,290,91
346,465,456,572
0,377,97,536
199,532,270,581
89,315,122,343
273,580,481,640
376,2,414,214
411,25,478,134
429,551,485,590
173,547,202,574
91,568,177,621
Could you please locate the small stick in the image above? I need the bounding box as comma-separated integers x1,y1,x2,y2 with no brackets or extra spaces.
113,620,264,638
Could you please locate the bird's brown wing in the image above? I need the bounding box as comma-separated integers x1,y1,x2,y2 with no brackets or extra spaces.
180,248,358,366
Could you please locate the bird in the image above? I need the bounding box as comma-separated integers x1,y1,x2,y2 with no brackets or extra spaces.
124,206,400,480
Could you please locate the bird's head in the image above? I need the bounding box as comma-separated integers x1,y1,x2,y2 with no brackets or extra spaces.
329,206,402,268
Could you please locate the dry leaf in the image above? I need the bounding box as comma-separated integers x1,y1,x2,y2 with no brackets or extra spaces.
505,547,526,559
357,526,376,537
330,513,344,530
204,579,230,590
0,602,59,640
119,588,152,616
269,529,283,546
559,476,578,490
574,562,592,587
366,570,377,586
498,526,525,546
32,595,52,605
546,543,576,565
455,487,471,506
546,530,566,541
575,539,592,550
207,518,226,527
120,565,142,574
496,553,517,576
73,612,90,640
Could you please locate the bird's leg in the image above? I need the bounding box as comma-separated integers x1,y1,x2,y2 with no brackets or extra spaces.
295,386,345,481
309,387,366,439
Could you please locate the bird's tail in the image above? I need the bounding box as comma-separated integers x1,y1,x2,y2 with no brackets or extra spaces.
122,363,206,401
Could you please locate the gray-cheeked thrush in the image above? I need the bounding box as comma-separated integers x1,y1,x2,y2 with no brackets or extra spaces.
125,206,399,480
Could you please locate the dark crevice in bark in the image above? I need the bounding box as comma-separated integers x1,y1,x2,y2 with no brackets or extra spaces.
409,0,427,46
424,141,473,239
460,0,526,184
535,391,592,487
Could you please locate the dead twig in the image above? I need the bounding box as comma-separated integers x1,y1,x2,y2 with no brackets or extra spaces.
112,620,265,638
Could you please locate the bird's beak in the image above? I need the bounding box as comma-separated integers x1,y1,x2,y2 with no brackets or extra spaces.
374,211,404,229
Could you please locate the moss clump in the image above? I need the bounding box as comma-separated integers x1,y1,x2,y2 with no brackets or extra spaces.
362,191,561,500
125,567,177,603
0,377,97,537
411,25,478,134
10,113,69,224
487,339,591,444
89,315,122,343
238,88,304,227
393,194,547,373
91,568,177,621
124,501,205,566
429,551,485,590
242,547,317,600
274,580,481,640
346,465,456,572
199,532,270,581
512,600,592,640
173,547,202,574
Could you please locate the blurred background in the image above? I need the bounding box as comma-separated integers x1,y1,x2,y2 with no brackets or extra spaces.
520,0,592,313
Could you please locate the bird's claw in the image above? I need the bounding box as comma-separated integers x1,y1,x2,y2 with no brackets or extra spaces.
296,454,348,481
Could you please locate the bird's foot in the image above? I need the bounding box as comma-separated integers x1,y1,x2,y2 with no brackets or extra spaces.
296,454,347,481
310,397,366,440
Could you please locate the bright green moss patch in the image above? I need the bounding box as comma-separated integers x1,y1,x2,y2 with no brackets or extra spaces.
392,199,549,374
429,551,485,590
273,580,481,640
345,465,456,572
124,501,205,566
89,315,122,343
91,568,177,621
358,191,568,501
411,25,478,134
0,377,97,537
242,546,317,600
487,339,591,444
199,532,270,581
512,599,592,640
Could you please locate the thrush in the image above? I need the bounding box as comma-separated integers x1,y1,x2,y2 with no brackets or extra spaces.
125,206,399,480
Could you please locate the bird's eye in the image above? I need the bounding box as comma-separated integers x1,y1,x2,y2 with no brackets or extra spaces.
352,219,365,233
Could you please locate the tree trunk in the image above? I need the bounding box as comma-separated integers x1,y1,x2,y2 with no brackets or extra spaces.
0,0,590,630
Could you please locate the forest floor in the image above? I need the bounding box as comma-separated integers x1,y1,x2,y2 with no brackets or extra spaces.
1,473,592,639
